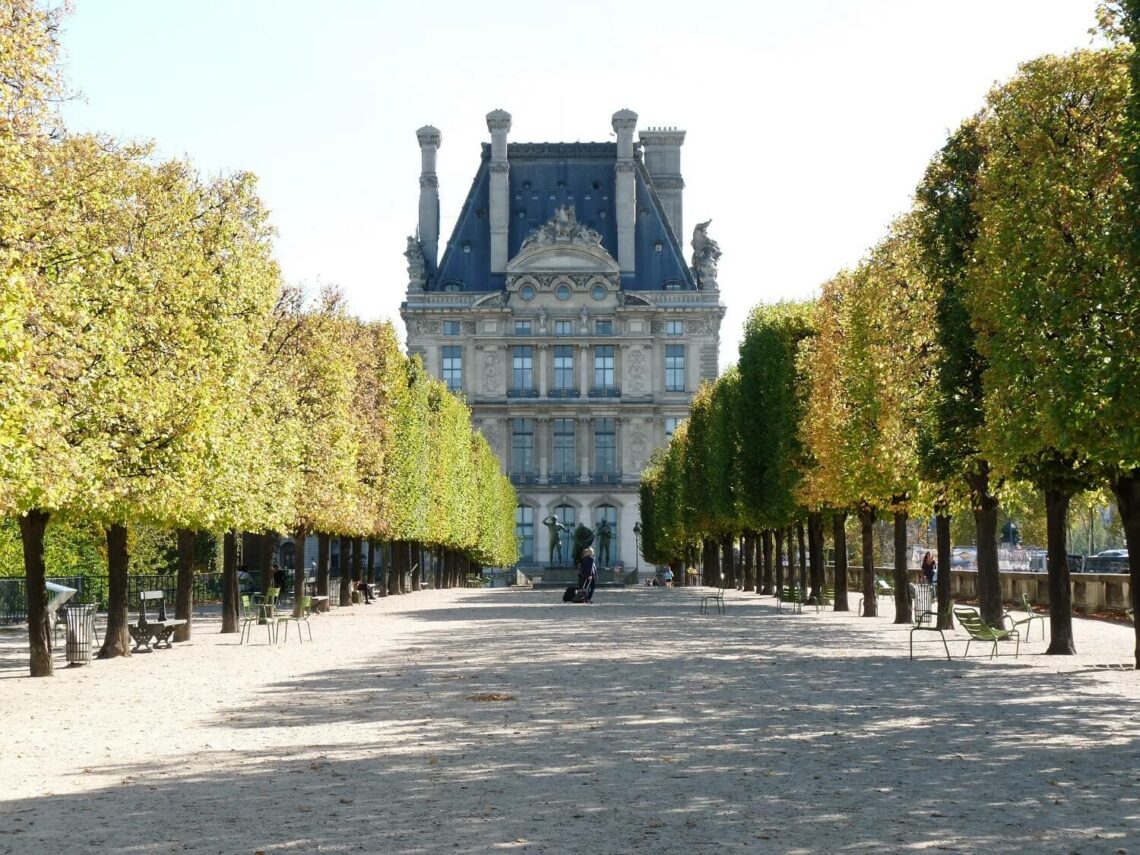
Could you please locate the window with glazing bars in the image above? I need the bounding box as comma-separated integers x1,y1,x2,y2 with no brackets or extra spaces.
515,505,534,562
553,346,574,389
441,346,462,393
511,418,535,473
665,344,685,392
512,346,534,390
552,418,575,474
594,345,614,389
594,418,615,474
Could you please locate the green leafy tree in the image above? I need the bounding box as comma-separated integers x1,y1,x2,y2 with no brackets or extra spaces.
971,46,1128,654
913,117,996,626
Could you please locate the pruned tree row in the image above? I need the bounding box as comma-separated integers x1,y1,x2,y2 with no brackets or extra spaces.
640,7,1140,664
1,1,517,676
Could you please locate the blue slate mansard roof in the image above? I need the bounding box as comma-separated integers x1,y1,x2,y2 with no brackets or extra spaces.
431,142,696,292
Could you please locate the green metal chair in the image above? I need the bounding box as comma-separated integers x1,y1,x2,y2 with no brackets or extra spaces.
1003,593,1047,641
239,593,275,644
954,606,1020,659
910,600,951,661
276,595,313,644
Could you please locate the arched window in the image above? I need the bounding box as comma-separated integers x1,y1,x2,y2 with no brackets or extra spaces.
516,505,535,563
592,504,618,567
555,504,577,564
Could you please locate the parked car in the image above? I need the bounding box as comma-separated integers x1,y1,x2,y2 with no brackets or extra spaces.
1093,549,1129,559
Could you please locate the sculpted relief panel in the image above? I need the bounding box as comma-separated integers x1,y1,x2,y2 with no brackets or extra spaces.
625,347,647,395
481,348,503,394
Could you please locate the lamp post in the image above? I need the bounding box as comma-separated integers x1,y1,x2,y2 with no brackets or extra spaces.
633,521,642,576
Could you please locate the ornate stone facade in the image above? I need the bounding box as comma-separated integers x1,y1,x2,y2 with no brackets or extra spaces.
402,109,725,575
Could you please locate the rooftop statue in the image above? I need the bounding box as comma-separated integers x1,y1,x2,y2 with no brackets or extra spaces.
404,235,427,290
691,219,721,290
520,205,604,251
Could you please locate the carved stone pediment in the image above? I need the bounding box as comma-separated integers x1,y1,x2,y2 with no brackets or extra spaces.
507,206,619,277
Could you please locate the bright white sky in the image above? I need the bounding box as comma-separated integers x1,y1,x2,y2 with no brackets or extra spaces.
59,0,1103,367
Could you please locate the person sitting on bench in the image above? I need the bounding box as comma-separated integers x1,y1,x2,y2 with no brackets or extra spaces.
355,580,376,604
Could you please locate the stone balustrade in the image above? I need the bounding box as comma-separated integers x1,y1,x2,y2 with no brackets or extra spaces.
811,565,1131,615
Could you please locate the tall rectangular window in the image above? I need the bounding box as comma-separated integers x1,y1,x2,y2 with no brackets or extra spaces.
665,416,683,442
553,346,574,390
511,418,535,474
514,320,532,335
443,320,461,336
594,345,615,390
552,418,576,474
441,345,463,393
512,346,534,391
554,319,573,336
595,319,613,335
665,320,683,335
516,505,534,562
595,418,616,474
665,344,685,392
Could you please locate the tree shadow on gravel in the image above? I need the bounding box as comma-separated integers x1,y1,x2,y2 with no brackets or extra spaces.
3,588,1138,854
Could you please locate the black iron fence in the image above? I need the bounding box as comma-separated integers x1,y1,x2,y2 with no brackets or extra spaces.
0,572,226,623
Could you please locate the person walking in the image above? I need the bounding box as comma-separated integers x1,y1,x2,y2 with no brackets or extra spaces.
577,547,597,604
921,551,936,585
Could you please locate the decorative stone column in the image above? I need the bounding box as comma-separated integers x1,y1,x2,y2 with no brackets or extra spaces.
612,109,638,273
538,343,549,397
416,126,442,268
487,109,512,273
578,414,590,484
579,343,590,394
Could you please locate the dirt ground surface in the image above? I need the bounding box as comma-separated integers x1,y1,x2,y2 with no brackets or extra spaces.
1,586,1138,854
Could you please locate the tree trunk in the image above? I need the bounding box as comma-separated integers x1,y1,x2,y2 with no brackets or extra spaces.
388,541,402,595
174,528,195,642
411,542,422,592
98,523,132,657
936,511,954,630
720,533,735,590
859,504,877,617
892,508,911,624
221,529,239,633
259,532,274,596
761,529,774,595
340,536,354,605
1044,488,1076,655
831,512,849,611
967,464,1002,626
774,529,785,593
808,512,825,604
20,510,53,677
293,531,307,617
351,536,362,590
1109,469,1140,669
366,539,376,585
316,533,330,611
796,523,807,593
702,538,720,587
742,530,756,592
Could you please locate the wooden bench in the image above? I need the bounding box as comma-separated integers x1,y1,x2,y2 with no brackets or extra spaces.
129,590,186,652
699,587,726,615
464,574,486,588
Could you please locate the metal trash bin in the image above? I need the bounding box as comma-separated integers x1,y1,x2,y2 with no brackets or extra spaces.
64,603,96,665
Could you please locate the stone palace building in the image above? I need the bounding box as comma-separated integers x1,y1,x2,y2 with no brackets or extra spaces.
401,109,724,574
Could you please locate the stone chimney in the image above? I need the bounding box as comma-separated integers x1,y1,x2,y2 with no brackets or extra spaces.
639,127,686,242
486,108,512,273
611,108,638,273
416,125,442,268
